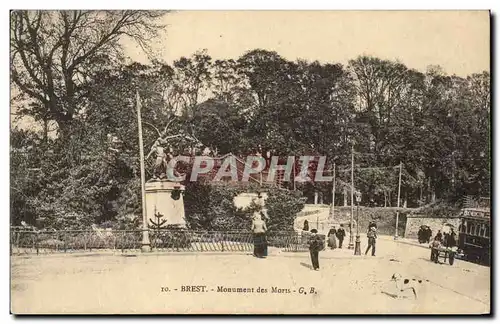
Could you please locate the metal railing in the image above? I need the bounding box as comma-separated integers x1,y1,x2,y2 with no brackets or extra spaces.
10,229,311,255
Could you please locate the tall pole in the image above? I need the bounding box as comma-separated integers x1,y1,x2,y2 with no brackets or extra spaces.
354,198,361,255
394,161,403,240
331,163,336,221
137,90,151,252
348,145,355,249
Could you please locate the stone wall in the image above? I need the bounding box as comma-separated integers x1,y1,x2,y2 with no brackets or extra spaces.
295,206,414,236
404,215,461,239
233,192,268,209
331,207,411,236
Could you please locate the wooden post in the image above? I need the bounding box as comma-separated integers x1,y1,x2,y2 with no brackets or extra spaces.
331,163,336,220
136,90,151,252
395,161,403,240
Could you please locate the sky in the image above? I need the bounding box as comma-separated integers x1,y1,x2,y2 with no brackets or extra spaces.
123,10,490,77
12,10,491,130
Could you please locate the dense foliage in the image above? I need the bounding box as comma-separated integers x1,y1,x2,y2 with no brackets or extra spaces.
10,11,490,229
183,181,305,232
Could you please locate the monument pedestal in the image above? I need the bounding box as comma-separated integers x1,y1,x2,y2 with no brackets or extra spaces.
145,180,186,228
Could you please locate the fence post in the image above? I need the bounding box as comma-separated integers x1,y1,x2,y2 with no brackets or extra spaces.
121,232,125,253
35,232,39,255
15,232,20,256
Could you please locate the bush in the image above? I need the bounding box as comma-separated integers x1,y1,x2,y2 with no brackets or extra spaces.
184,181,305,232
265,188,306,232
150,230,191,249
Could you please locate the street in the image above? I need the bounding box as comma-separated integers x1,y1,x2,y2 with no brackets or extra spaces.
11,235,490,314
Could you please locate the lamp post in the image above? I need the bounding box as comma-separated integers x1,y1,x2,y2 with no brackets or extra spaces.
354,191,362,255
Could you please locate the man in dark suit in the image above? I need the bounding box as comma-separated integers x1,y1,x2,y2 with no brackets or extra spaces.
308,229,324,271
336,224,346,248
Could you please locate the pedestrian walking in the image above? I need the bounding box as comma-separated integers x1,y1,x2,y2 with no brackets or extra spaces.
308,229,324,271
336,224,346,248
365,225,377,256
327,226,337,249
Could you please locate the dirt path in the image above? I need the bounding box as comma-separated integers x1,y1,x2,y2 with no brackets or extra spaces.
11,236,490,314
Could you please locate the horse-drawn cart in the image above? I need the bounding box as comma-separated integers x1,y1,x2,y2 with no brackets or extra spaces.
430,246,458,265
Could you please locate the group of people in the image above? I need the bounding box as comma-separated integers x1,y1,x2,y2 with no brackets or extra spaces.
431,228,457,248
430,228,458,264
251,212,381,271
306,221,378,271
326,225,346,249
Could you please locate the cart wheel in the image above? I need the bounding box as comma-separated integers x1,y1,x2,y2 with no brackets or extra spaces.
449,253,455,265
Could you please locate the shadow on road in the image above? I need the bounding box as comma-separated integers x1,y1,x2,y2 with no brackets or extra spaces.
419,257,446,265
300,262,313,270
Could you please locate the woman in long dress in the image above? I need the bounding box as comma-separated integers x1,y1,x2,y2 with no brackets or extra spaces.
251,212,267,258
327,226,337,249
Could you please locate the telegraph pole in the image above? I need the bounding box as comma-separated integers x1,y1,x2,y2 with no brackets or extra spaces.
394,161,403,240
136,90,151,252
348,145,355,249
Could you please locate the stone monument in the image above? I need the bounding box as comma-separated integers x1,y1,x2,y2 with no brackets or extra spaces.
145,136,187,228
145,180,186,228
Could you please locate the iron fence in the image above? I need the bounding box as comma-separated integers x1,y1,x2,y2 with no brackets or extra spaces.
10,229,311,255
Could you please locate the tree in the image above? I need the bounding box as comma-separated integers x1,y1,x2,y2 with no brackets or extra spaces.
170,50,213,117
191,99,248,155
10,10,166,139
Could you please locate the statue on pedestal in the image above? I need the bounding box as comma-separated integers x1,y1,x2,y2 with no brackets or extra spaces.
148,138,172,180
146,128,205,182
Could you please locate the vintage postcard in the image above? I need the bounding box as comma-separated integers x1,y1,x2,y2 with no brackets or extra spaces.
10,10,490,315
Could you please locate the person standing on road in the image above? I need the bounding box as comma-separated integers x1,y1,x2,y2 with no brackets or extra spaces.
365,225,377,256
446,229,457,248
435,230,443,242
430,237,442,263
303,220,309,232
308,229,324,271
327,226,337,249
251,212,267,258
458,219,466,248
336,224,346,248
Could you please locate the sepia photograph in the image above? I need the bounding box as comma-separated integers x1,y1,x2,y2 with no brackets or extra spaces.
9,9,491,315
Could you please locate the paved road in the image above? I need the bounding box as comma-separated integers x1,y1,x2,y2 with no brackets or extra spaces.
11,236,490,314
